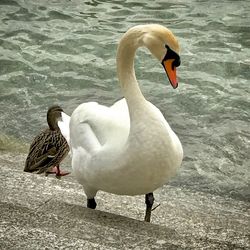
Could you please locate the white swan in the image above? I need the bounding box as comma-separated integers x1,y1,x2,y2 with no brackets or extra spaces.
69,24,183,222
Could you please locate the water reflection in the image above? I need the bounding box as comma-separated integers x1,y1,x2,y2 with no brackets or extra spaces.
0,0,249,201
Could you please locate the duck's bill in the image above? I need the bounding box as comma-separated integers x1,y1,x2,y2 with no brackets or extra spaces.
162,59,178,89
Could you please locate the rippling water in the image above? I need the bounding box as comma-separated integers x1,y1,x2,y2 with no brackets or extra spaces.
0,0,249,201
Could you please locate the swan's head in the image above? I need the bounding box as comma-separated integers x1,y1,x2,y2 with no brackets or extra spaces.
141,24,181,89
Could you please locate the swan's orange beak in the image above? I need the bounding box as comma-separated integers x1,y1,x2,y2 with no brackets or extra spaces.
162,59,178,89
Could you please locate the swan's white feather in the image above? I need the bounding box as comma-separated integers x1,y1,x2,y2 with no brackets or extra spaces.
70,100,129,148
70,98,182,196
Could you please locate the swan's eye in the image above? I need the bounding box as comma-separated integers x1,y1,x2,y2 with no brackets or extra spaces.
163,44,180,69
172,57,181,69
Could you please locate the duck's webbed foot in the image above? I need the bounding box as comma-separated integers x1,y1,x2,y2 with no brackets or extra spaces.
56,168,70,177
46,166,70,178
144,192,154,222
87,198,97,209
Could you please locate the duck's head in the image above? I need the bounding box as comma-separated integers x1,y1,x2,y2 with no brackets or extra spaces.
140,24,181,89
47,105,64,131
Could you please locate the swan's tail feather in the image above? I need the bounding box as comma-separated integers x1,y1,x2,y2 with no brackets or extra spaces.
58,112,71,144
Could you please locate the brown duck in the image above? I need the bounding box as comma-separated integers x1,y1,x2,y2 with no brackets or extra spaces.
24,105,70,177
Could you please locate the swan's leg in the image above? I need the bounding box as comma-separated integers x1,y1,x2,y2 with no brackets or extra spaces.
87,198,97,209
85,188,97,209
144,192,154,222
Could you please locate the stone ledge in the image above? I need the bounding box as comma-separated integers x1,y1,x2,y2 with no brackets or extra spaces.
0,153,249,249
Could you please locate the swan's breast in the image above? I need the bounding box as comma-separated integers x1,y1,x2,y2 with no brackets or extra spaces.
87,112,183,195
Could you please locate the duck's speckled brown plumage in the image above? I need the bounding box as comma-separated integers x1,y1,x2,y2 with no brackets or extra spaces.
24,105,69,174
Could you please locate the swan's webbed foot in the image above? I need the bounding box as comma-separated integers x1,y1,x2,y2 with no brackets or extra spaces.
144,192,154,222
87,198,97,209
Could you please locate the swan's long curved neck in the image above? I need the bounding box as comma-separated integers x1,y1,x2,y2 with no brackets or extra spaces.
116,27,146,107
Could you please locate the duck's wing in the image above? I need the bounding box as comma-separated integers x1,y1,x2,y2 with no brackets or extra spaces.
24,129,69,173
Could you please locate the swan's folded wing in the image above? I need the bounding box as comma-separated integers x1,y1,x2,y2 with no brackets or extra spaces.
69,102,103,155
69,101,130,154
70,121,101,154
